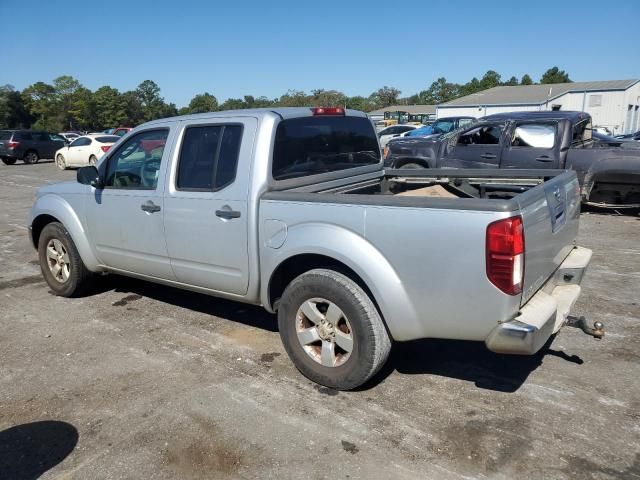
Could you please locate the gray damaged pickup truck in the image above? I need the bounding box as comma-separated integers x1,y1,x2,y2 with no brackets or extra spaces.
29,107,601,390
385,111,640,208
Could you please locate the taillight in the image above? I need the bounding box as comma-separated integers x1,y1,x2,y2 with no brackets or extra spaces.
311,107,345,116
383,145,389,159
100,145,110,152
7,141,19,149
486,215,524,295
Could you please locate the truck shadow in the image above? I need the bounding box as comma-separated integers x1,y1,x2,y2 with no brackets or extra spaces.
364,336,583,393
0,421,78,480
98,275,278,332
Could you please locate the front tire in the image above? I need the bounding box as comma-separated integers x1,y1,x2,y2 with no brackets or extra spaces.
1,157,17,165
398,162,425,169
278,269,391,390
56,154,67,170
23,150,39,164
38,222,92,297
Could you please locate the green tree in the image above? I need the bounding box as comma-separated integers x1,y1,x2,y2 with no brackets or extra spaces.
311,89,347,107
186,92,218,113
419,78,459,104
345,95,373,112
278,90,309,107
94,86,127,129
458,77,481,97
370,86,401,108
480,70,502,90
520,74,534,85
0,85,32,128
121,90,145,126
52,75,84,130
504,76,519,86
540,67,571,84
135,80,173,121
22,81,57,131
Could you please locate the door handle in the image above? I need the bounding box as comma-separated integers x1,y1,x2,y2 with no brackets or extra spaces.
140,201,161,213
215,206,241,219
480,153,497,159
535,156,553,162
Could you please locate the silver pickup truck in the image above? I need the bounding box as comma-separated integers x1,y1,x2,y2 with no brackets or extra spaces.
29,107,599,390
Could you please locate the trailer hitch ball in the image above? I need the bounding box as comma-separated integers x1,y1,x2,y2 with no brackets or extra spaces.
566,315,605,339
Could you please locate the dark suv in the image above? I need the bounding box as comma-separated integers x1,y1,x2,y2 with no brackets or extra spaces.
0,130,66,165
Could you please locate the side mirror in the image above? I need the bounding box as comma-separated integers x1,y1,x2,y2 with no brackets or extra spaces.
77,166,102,188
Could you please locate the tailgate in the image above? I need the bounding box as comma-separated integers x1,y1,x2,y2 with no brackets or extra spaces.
518,171,581,305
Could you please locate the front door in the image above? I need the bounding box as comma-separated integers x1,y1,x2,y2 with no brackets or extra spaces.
85,126,175,279
440,122,505,168
163,116,256,295
500,121,560,169
66,137,91,166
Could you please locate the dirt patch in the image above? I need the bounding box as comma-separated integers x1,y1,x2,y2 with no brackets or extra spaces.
341,440,359,454
0,274,43,291
112,294,142,307
260,352,281,363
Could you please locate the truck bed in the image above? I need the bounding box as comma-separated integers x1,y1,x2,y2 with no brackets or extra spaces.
261,169,581,338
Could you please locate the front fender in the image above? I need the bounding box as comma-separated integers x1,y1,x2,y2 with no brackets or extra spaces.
30,194,101,271
260,222,421,341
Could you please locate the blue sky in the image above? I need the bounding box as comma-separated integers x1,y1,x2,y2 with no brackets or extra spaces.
1,0,638,107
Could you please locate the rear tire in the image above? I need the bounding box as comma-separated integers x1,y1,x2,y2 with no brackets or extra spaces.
23,150,39,164
38,222,93,297
89,155,97,166
278,269,391,390
56,154,67,170
1,157,17,165
399,162,425,169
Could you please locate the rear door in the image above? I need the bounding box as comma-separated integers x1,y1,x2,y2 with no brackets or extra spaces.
440,122,505,168
501,121,560,169
163,116,256,295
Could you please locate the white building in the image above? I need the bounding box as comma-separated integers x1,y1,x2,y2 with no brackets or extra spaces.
437,80,640,135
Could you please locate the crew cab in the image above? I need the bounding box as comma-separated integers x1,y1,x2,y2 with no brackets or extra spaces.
385,111,640,208
29,107,597,390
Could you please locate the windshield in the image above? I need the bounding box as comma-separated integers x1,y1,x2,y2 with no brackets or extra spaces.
272,116,380,181
431,120,456,134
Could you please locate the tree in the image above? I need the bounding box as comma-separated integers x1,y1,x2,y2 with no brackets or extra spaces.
94,86,127,129
278,90,309,107
0,85,32,128
418,78,459,104
504,76,519,86
520,74,534,85
540,67,571,84
458,77,481,97
311,89,347,107
22,81,57,131
370,86,401,108
135,80,173,121
186,93,218,113
345,95,373,112
479,70,502,90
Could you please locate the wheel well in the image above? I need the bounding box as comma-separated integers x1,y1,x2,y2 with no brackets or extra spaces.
395,158,429,168
268,254,378,313
30,214,59,248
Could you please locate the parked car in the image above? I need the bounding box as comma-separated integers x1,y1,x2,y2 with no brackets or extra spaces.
55,134,121,170
0,130,66,165
59,132,81,143
614,130,640,141
592,131,640,148
112,127,132,137
377,124,419,148
592,126,612,136
29,107,598,390
385,111,640,208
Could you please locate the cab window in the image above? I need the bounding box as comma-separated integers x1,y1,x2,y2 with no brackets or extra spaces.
511,123,557,148
457,124,504,145
104,129,168,190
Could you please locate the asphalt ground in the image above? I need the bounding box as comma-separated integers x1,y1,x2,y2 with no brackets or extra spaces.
1,160,639,479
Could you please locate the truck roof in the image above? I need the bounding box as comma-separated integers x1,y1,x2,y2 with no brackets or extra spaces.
142,107,369,127
481,111,590,122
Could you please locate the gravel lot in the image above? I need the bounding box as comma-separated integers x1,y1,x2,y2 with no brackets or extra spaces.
1,161,639,479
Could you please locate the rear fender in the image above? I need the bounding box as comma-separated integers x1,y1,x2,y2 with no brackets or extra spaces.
30,194,101,271
260,222,421,341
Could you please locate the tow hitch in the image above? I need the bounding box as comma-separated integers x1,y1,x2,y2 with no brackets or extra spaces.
566,315,605,339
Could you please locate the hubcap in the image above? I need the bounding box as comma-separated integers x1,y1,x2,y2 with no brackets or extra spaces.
45,239,70,283
295,298,353,368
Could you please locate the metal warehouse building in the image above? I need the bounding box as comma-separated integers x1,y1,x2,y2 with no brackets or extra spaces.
437,80,640,135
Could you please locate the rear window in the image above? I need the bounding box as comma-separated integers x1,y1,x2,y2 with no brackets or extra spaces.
0,131,12,140
95,136,120,143
272,116,380,181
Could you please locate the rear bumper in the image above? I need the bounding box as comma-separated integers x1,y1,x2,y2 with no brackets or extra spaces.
485,246,592,355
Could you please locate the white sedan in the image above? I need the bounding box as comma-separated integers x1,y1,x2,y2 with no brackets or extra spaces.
55,134,120,170
377,125,419,148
